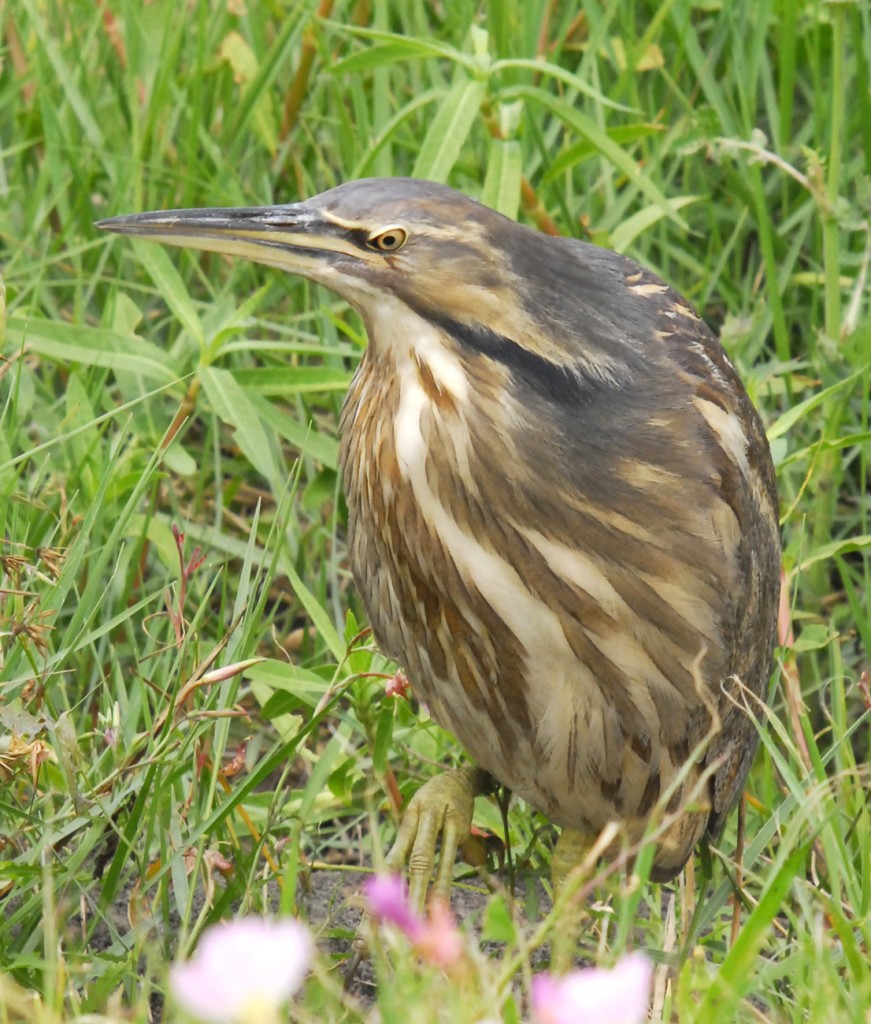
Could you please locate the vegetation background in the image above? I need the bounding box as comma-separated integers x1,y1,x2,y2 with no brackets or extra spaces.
0,0,869,1021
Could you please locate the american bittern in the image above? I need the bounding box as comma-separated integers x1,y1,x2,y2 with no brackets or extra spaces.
98,179,780,912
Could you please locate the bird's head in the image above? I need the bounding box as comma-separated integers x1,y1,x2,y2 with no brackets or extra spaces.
96,178,518,327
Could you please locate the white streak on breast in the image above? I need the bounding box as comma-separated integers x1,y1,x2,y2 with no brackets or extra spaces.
420,337,469,400
394,365,428,477
357,295,468,480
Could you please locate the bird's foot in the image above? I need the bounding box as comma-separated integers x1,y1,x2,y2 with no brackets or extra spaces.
345,765,492,984
385,765,491,910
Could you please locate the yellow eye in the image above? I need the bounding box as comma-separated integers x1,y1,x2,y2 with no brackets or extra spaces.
367,226,408,252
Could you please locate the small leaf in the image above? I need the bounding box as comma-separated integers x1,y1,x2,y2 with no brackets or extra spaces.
198,365,282,482
251,396,340,469
7,316,180,383
604,37,665,72
481,893,516,944
798,534,871,571
219,30,258,83
249,660,330,712
791,623,838,652
260,691,305,720
162,441,198,477
218,30,277,155
543,124,666,183
344,609,361,645
481,138,523,220
323,23,469,70
130,239,205,348
372,701,395,774
123,515,183,571
110,291,144,334
330,40,446,75
412,77,487,182
279,556,346,663
767,368,863,441
301,468,339,512
609,195,702,252
251,659,333,708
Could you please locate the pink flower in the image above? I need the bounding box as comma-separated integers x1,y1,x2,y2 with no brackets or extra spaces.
170,917,312,1024
363,874,425,941
413,899,464,968
363,874,463,968
532,953,652,1024
385,669,411,699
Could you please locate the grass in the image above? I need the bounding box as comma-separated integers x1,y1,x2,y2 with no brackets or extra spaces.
1,0,870,1021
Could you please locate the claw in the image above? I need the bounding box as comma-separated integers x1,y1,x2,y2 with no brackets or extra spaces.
344,765,492,987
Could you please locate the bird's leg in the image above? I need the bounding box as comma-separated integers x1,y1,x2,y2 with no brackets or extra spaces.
347,765,492,976
549,827,595,970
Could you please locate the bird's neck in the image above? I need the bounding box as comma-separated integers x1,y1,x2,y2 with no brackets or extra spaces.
340,297,483,483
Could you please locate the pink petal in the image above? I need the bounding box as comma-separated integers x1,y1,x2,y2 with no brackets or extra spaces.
532,953,652,1024
170,917,312,1023
413,901,463,968
363,874,425,941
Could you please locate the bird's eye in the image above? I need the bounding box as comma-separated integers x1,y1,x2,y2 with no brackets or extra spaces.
367,226,408,252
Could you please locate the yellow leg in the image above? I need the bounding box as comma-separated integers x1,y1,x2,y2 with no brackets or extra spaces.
549,827,595,970
551,827,594,897
346,765,492,982
385,765,490,911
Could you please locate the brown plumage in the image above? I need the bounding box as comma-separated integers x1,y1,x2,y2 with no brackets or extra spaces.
98,178,780,887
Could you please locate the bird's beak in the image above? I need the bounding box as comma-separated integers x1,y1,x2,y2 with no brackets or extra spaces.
95,203,370,277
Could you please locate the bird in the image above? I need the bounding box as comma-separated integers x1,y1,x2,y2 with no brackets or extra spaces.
97,178,780,914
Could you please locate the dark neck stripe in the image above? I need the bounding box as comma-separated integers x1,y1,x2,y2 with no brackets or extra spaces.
421,309,611,406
